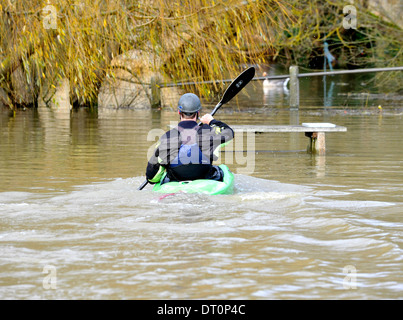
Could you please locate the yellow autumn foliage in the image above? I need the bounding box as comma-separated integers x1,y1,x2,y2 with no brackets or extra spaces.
0,0,401,108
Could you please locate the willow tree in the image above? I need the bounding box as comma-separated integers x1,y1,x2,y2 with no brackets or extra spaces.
0,0,401,110
0,0,295,109
267,0,402,92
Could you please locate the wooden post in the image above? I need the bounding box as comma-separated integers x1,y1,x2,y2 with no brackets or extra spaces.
305,132,326,155
150,76,161,109
316,132,326,155
289,108,299,151
289,65,299,109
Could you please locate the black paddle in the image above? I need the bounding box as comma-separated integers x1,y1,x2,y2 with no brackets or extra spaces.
138,66,256,190
206,66,256,119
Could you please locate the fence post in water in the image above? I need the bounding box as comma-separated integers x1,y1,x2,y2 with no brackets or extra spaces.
150,75,161,109
289,65,299,109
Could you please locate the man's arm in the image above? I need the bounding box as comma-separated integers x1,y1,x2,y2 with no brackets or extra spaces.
145,147,163,183
199,114,234,161
200,114,234,142
145,129,179,183
145,136,168,184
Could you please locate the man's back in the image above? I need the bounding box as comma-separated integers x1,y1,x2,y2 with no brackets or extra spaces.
146,119,234,182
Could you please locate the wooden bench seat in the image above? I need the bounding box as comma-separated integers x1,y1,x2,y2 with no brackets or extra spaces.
231,123,347,155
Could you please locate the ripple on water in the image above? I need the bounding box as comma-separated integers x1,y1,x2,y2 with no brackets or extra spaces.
0,172,402,299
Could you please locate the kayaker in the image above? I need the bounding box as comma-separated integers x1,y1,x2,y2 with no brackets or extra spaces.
146,93,234,184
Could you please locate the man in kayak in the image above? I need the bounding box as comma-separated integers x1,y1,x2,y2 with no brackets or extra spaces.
146,93,234,185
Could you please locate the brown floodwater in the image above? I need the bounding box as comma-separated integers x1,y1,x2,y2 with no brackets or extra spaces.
0,73,402,299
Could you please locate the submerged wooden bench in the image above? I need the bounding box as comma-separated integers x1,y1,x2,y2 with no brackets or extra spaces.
231,123,347,155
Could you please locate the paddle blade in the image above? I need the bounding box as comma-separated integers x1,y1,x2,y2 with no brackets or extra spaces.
220,66,255,105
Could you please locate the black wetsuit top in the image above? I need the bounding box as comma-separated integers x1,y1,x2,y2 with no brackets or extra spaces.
146,119,234,183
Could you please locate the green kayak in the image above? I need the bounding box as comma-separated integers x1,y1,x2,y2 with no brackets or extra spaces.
152,164,234,195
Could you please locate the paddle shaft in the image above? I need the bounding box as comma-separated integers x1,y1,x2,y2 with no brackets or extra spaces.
138,67,255,191
210,102,222,117
138,179,148,190
196,101,221,126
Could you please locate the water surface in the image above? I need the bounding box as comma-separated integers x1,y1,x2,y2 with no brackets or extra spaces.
0,72,402,299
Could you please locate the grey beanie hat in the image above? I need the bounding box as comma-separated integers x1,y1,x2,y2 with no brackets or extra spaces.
178,93,202,113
